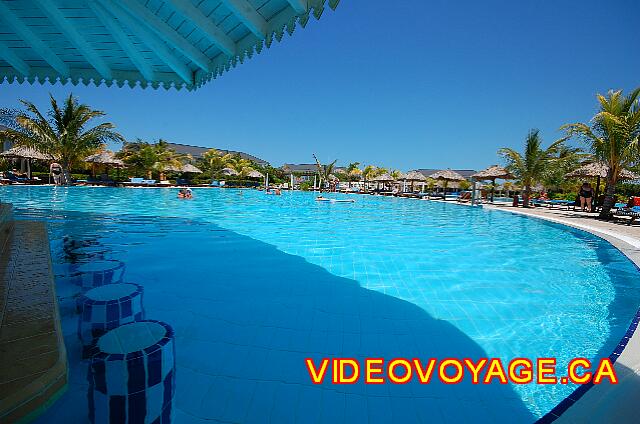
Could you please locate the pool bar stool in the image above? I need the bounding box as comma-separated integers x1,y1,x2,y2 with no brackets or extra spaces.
78,283,145,357
88,321,175,424
72,259,126,289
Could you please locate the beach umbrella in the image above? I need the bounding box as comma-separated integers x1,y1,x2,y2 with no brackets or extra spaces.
404,170,427,192
221,167,239,176
471,165,514,202
565,162,639,200
0,146,54,178
428,169,466,198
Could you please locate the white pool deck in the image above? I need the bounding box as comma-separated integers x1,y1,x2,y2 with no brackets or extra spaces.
483,204,640,423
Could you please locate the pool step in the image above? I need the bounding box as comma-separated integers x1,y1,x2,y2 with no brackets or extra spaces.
0,203,14,256
0,217,68,423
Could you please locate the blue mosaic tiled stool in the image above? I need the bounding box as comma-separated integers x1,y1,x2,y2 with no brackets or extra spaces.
73,260,125,289
88,321,175,424
78,283,145,353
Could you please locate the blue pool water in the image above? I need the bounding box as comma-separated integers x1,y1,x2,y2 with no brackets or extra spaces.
3,186,639,423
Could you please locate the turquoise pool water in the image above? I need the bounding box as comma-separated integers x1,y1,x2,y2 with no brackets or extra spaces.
3,186,639,422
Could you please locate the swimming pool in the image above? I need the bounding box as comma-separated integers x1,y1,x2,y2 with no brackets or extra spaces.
3,186,639,422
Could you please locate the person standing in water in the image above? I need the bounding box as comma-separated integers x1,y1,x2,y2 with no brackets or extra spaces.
50,162,63,185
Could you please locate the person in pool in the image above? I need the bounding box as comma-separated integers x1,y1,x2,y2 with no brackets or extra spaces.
178,188,193,199
50,162,63,185
579,182,593,212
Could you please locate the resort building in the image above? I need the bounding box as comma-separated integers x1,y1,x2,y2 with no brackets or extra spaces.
164,142,269,166
281,163,319,181
415,168,477,180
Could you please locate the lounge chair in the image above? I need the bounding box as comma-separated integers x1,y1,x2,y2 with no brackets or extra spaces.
615,206,640,225
457,192,472,203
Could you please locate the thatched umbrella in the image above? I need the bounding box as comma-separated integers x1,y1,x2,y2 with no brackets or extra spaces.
471,165,514,202
85,152,125,167
404,170,427,192
565,162,639,201
246,170,264,179
372,173,394,190
180,163,202,174
84,151,126,180
428,169,466,198
0,146,53,178
222,167,239,176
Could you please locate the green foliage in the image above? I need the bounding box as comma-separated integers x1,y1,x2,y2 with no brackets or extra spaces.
562,87,640,217
117,139,188,179
458,180,472,190
299,181,313,191
0,94,124,184
499,129,567,206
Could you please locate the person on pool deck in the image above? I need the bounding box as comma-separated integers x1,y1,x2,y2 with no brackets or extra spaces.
579,182,593,212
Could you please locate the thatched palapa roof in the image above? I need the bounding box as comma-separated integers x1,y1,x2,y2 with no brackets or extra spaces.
404,170,427,181
180,164,202,173
372,173,395,182
471,165,513,180
221,167,239,176
0,146,53,160
246,170,264,178
565,162,639,181
84,152,125,167
429,169,466,181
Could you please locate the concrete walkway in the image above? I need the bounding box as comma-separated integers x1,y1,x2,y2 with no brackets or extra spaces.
484,204,640,423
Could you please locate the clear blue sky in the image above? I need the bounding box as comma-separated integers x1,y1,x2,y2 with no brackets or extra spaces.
1,0,639,170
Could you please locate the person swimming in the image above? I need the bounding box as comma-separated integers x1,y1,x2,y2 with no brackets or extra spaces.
178,188,193,199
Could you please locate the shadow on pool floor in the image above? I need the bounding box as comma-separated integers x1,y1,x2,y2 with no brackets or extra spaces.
34,212,535,424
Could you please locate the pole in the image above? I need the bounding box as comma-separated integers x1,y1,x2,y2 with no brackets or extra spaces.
265,173,269,190
313,175,317,191
595,175,601,203
490,178,495,203
27,158,31,179
290,174,294,190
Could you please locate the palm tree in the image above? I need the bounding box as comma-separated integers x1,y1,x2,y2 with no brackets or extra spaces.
153,140,189,180
542,145,585,193
312,154,337,192
0,94,124,184
117,139,186,179
503,181,514,198
562,88,640,218
200,148,227,173
223,154,253,176
499,129,566,207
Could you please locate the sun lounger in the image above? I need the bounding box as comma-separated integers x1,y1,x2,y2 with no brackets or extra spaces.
615,206,640,225
457,192,472,203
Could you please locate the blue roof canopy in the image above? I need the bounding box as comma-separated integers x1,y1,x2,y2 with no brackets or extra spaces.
0,0,340,90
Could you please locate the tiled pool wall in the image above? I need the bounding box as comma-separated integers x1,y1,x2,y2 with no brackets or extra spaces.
535,305,640,423
492,207,640,423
